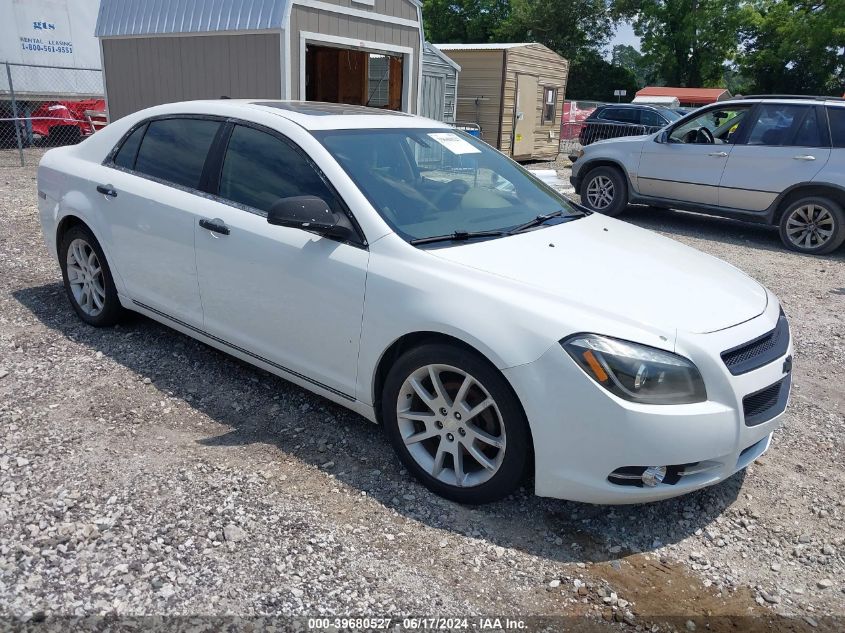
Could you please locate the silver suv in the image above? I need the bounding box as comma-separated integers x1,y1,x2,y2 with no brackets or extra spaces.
571,96,845,254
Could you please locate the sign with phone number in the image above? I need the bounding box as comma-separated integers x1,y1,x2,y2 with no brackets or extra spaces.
19,37,73,54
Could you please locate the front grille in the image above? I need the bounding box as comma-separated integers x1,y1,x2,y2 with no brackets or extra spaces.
722,310,790,375
743,374,790,426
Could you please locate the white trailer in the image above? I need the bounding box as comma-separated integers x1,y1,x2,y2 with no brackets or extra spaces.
0,0,103,100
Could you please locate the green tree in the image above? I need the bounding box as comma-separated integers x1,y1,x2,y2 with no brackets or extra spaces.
611,43,657,88
736,0,845,95
612,0,740,87
496,0,614,62
567,50,640,101
422,0,511,43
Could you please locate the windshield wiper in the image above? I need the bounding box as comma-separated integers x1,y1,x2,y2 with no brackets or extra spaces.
409,230,507,246
509,210,566,234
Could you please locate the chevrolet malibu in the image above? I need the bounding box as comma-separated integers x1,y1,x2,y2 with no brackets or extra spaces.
37,101,793,504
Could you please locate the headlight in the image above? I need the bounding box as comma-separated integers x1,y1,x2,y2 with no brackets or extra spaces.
562,334,706,405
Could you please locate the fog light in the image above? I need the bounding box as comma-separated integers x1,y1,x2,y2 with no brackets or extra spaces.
642,466,667,487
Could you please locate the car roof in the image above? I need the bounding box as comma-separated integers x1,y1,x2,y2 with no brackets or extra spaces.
726,96,845,106
133,99,452,131
597,103,667,110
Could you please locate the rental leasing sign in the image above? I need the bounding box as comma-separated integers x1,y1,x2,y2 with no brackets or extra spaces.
1,0,101,69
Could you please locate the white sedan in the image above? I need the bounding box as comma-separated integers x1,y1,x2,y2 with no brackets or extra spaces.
37,100,793,504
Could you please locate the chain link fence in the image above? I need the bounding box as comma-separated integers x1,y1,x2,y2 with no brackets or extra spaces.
1,61,105,168
560,120,664,156
559,99,666,159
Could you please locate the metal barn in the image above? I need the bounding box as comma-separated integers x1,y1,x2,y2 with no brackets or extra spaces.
95,0,424,121
434,43,568,160
420,42,459,123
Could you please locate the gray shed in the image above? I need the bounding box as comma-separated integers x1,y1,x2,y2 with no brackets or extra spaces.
95,0,424,121
420,42,460,123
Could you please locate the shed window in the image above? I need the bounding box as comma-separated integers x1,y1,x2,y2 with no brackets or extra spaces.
542,88,557,124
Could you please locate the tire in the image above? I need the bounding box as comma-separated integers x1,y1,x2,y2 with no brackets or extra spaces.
59,224,124,326
580,166,628,217
778,196,845,255
382,343,531,504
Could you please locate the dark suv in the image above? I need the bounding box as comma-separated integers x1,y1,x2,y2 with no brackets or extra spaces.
578,104,682,146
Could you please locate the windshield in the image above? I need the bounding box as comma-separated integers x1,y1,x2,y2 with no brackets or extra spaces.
314,128,581,243
662,109,683,122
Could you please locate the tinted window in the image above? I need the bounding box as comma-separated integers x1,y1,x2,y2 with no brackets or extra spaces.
134,118,220,189
746,104,823,147
599,108,639,124
827,107,845,147
219,125,339,213
792,108,824,147
641,109,665,127
113,123,146,169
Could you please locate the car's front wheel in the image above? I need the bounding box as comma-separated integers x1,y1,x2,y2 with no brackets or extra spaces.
382,344,530,504
581,166,628,217
778,197,845,255
59,224,124,326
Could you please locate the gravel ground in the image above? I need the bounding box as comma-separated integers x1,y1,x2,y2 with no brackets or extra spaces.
1,150,844,632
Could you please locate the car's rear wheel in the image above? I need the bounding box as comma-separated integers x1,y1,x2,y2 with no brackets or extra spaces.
59,224,124,326
778,197,845,255
581,166,628,217
382,344,530,504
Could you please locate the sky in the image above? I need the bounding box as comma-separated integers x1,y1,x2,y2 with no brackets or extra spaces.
607,22,640,56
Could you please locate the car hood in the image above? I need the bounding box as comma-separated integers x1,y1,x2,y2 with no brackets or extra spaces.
590,133,650,147
427,214,767,335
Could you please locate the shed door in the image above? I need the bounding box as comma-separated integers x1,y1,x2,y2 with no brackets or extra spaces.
421,73,446,121
513,74,538,157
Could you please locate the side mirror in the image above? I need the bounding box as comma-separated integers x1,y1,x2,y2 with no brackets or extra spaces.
655,130,669,143
267,195,351,239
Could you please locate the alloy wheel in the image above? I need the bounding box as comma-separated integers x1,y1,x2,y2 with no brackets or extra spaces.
586,175,615,210
66,238,106,317
396,364,506,488
784,204,835,250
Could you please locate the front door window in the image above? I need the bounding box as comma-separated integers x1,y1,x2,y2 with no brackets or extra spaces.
669,106,752,144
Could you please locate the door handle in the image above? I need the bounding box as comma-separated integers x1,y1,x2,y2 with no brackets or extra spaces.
707,151,728,157
199,218,230,236
793,155,816,161
96,184,117,197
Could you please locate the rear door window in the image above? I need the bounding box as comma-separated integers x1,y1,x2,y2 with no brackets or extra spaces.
827,107,845,147
134,118,220,189
113,123,147,170
599,108,640,124
746,104,824,147
640,109,664,127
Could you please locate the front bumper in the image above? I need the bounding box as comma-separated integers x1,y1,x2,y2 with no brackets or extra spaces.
570,174,582,194
503,299,792,504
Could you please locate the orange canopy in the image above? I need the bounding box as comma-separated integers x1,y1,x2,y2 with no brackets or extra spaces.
635,87,731,105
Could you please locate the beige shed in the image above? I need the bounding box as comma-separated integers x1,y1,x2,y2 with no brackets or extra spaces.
95,0,424,121
434,43,568,160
